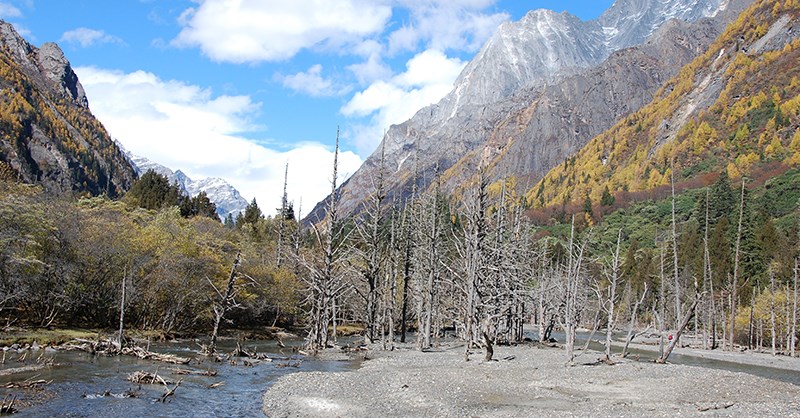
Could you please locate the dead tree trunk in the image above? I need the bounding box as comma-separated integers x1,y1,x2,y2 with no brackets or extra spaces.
671,168,682,327
482,317,494,362
657,294,701,363
116,266,127,350
622,282,648,358
600,230,623,359
770,267,777,356
205,252,242,355
793,259,798,357
729,180,746,350
303,129,347,351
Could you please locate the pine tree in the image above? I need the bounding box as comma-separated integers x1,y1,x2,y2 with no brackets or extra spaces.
224,213,235,228
600,185,615,206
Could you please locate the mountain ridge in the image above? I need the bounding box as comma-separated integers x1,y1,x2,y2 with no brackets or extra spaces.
127,152,249,220
528,0,800,210
307,0,750,222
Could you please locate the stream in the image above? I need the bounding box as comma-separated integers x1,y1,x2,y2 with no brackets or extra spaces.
0,338,359,417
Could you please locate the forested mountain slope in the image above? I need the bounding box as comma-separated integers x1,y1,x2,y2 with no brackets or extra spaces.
0,21,135,197
530,0,800,209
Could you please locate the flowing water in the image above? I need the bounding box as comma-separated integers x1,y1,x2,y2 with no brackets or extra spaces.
0,338,359,417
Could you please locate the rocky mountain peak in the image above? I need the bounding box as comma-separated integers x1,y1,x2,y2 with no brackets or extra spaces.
307,0,753,222
0,21,135,197
0,21,88,108
126,153,249,220
599,0,728,49
37,42,88,108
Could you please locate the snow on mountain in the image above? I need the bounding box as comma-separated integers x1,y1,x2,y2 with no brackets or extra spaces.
307,0,749,222
126,153,248,220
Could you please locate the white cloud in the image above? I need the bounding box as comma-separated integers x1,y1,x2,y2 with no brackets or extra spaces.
0,2,21,18
346,40,392,85
60,28,123,47
279,64,348,97
389,0,508,54
172,0,392,63
75,66,362,217
342,49,465,154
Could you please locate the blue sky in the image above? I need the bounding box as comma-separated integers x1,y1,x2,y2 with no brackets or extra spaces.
1,0,613,215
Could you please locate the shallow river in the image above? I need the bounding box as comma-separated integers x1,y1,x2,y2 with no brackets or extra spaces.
0,338,358,417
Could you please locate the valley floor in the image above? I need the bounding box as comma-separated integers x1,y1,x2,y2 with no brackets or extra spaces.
263,343,800,417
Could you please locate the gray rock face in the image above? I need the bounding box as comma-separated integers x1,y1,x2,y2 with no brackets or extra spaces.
0,23,89,108
37,42,89,108
0,20,135,197
127,153,249,220
307,0,752,221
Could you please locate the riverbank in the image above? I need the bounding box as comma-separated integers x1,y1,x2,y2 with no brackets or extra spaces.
262,343,800,417
610,337,800,372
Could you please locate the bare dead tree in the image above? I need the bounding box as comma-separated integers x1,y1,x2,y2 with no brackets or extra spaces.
793,259,798,357
561,216,589,364
729,179,746,351
399,200,415,343
352,142,388,344
461,170,489,359
594,229,623,359
276,163,289,268
621,281,648,358
302,129,350,351
671,165,682,327
770,265,777,356
412,167,448,350
203,252,244,355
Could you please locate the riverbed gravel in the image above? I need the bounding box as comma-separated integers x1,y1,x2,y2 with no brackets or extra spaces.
263,343,800,417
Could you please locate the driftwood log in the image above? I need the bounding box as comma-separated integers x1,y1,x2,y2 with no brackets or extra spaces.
0,394,17,414
127,371,173,385
4,378,51,389
121,346,190,365
169,367,217,376
63,339,190,365
159,379,181,403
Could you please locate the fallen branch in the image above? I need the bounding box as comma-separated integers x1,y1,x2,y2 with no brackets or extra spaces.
82,389,140,399
121,346,190,365
4,378,51,389
159,379,182,403
0,394,16,414
274,361,302,368
169,367,217,376
0,363,47,377
207,381,225,389
127,371,173,385
697,402,735,412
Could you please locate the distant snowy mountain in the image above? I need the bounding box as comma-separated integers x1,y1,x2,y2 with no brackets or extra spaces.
126,153,248,220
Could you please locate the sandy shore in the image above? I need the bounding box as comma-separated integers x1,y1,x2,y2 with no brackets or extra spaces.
263,343,800,417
